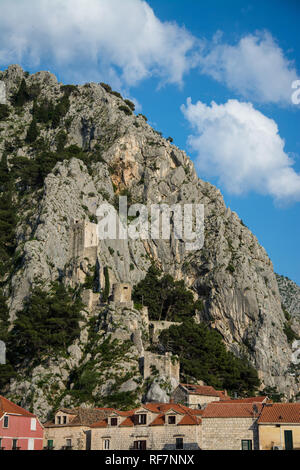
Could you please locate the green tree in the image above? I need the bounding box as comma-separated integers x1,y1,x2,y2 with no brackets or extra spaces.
160,319,260,396
9,282,83,363
0,155,17,276
133,265,202,321
25,118,39,143
12,79,30,107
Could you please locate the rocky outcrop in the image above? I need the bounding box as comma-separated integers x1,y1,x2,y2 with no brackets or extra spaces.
276,274,300,336
0,64,298,415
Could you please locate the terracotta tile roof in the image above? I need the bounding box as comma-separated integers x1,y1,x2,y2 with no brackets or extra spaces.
258,403,300,424
90,418,108,428
149,413,165,426
202,402,263,418
180,383,220,397
44,407,113,427
0,395,35,418
217,396,267,404
91,403,203,428
215,390,229,400
178,414,201,425
119,416,135,427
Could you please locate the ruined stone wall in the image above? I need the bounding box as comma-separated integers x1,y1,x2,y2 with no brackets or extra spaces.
143,351,179,382
150,320,181,343
112,283,132,303
71,220,98,259
70,220,98,285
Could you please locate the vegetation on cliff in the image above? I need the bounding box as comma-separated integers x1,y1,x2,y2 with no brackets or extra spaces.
160,319,260,396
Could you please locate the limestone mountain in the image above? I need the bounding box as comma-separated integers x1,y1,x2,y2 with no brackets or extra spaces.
276,274,300,337
0,65,298,418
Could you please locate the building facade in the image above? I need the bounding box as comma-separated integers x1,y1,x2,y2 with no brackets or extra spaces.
91,403,202,450
258,403,300,450
201,401,267,450
0,395,44,450
172,383,228,409
44,407,113,450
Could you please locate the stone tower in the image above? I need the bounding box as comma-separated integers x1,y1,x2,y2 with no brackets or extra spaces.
111,283,133,308
70,219,98,285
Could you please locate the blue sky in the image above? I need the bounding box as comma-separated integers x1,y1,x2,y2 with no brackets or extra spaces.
0,0,299,283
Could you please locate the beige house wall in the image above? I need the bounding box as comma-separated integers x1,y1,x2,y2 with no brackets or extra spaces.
172,387,220,409
202,417,258,450
44,425,90,450
258,424,300,450
91,423,201,450
188,394,219,409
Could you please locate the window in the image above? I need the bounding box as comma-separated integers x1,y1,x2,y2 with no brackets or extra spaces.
133,440,146,450
138,414,147,425
12,439,18,450
168,415,176,425
103,439,110,450
3,416,9,428
176,438,183,450
30,418,37,431
110,418,118,426
66,439,72,449
241,440,252,450
63,416,67,424
57,416,61,425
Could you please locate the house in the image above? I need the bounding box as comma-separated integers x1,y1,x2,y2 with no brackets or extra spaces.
0,395,44,450
91,403,203,450
201,401,264,450
172,383,228,409
44,407,114,450
258,403,300,450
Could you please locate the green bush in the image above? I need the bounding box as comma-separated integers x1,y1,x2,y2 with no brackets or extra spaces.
124,99,135,111
100,82,112,93
0,104,10,121
118,105,132,116
283,322,299,344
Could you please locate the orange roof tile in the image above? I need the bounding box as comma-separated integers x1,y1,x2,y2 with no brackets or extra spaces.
180,384,220,397
217,396,267,404
258,403,300,424
0,395,35,418
178,414,200,425
149,413,165,426
202,402,262,418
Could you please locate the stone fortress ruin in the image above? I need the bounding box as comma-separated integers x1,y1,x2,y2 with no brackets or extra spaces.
69,219,180,386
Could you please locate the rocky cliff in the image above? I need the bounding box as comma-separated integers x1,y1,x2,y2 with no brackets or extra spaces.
277,274,300,336
0,65,298,418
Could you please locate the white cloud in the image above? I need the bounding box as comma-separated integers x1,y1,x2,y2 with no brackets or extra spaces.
199,31,299,104
181,98,300,203
0,0,195,87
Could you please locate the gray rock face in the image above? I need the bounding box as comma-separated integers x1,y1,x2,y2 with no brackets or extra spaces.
1,64,299,414
0,81,6,104
277,274,300,319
